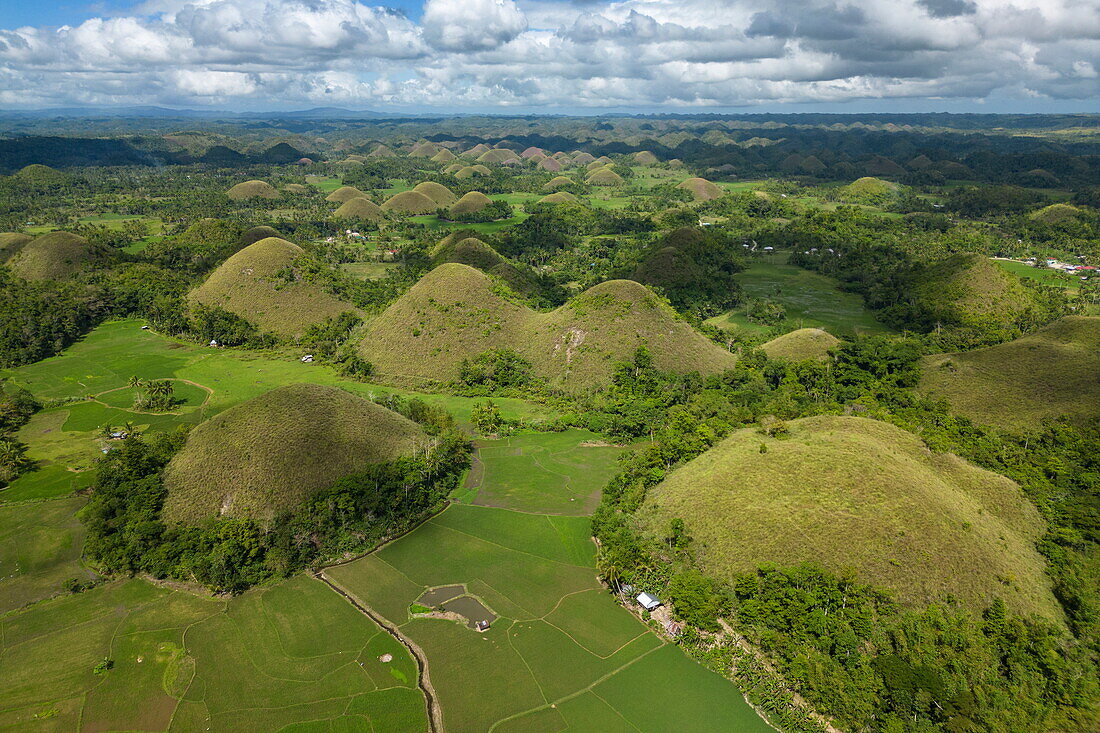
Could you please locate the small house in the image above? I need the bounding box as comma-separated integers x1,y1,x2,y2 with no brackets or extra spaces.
300,354,314,363
636,592,662,611
476,620,491,632
208,339,219,348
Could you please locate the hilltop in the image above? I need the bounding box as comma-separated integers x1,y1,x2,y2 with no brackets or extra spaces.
226,180,280,200
760,328,840,361
902,253,1063,335
358,263,736,390
189,237,355,337
640,416,1060,618
430,233,548,300
630,227,744,314
919,316,1100,431
162,384,428,524
6,231,105,280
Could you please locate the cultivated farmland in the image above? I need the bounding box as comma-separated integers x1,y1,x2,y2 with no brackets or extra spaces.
324,504,770,732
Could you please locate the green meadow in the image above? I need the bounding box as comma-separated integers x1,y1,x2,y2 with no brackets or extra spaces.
460,430,630,515
0,319,552,496
707,252,891,337
0,575,427,732
994,259,1082,292
325,504,770,733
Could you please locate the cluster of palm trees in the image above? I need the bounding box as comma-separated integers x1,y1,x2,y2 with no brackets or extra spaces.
128,376,177,412
0,438,32,483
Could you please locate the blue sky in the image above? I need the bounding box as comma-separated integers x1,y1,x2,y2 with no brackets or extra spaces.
0,0,1097,112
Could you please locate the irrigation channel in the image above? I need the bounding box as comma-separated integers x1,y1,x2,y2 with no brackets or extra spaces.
315,569,445,733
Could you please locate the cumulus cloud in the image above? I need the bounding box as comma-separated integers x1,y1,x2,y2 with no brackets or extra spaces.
422,0,528,52
0,0,1097,109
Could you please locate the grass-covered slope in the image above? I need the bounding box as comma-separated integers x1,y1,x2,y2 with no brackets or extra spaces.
902,253,1058,334
760,328,840,361
640,416,1059,618
358,264,736,390
527,279,737,389
7,231,104,280
358,263,532,384
189,236,355,337
0,232,32,261
334,196,383,221
226,180,280,200
919,316,1100,431
381,190,437,214
163,384,428,524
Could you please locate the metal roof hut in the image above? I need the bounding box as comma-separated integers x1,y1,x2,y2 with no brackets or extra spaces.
636,592,662,611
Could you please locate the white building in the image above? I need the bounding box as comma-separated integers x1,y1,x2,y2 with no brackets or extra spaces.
636,592,662,611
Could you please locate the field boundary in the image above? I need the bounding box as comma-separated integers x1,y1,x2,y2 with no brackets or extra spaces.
314,571,444,733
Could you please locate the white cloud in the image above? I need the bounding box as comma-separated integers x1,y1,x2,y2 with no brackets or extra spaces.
0,0,1097,109
422,0,528,52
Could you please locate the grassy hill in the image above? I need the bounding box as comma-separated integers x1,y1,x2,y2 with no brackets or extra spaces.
382,190,437,214
450,191,491,215
325,185,366,203
413,181,457,206
677,177,722,201
7,231,105,280
334,196,383,221
430,234,548,300
163,384,428,524
189,237,355,337
0,232,32,261
226,180,280,200
904,253,1062,334
919,316,1100,431
239,225,281,246
760,328,840,361
358,263,736,390
640,415,1059,618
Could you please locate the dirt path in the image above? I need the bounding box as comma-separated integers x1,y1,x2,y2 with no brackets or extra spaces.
315,570,445,733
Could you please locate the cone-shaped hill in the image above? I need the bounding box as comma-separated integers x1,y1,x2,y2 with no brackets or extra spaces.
760,328,841,361
227,180,280,200
381,190,437,214
429,233,542,298
162,384,428,525
640,416,1060,618
586,168,623,186
326,186,367,203
7,231,106,280
239,226,282,246
908,253,1060,334
543,176,574,191
919,316,1100,431
358,263,736,390
449,191,492,215
189,237,356,337
0,232,33,262
676,177,723,201
540,192,578,204
413,181,457,207
334,197,383,221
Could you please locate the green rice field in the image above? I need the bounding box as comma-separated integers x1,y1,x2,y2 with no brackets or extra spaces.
0,575,427,731
325,504,770,733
